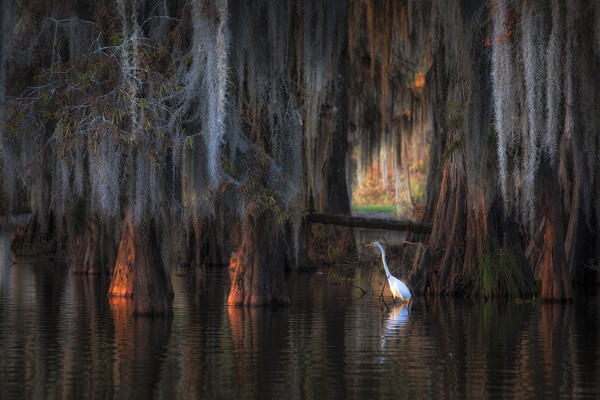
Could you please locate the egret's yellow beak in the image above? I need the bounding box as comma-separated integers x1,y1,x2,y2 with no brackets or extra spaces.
365,242,374,247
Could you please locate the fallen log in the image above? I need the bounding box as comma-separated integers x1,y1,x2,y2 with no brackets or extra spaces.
306,212,432,234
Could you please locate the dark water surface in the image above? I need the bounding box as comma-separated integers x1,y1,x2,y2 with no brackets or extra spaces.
1,231,600,399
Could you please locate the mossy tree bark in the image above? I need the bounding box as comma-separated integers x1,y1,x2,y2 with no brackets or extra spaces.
407,2,535,298
228,210,289,306
108,215,173,316
319,37,351,218
309,11,355,264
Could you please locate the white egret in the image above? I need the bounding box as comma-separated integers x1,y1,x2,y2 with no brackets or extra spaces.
367,241,412,303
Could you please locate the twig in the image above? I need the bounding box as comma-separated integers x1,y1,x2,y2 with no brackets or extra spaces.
348,282,368,296
379,278,390,311
329,269,370,296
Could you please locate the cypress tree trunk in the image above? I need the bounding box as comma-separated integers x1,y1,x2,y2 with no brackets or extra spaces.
71,217,116,275
407,2,536,298
310,8,355,264
319,29,351,217
108,214,173,315
410,159,468,295
539,165,572,301
228,210,289,306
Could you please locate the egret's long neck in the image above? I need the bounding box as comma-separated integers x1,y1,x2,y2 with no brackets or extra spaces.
378,245,391,277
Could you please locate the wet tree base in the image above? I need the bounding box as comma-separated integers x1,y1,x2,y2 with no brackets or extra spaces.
228,212,290,306
108,217,174,316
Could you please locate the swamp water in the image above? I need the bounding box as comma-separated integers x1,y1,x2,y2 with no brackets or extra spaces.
1,231,600,399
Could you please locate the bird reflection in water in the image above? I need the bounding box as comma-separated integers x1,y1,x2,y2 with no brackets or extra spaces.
381,305,410,350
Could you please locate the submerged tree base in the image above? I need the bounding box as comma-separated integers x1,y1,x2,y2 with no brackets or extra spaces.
108,216,173,316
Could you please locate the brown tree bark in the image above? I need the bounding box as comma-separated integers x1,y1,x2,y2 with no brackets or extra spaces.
539,167,572,301
108,215,174,315
409,159,467,295
227,210,289,306
71,217,116,275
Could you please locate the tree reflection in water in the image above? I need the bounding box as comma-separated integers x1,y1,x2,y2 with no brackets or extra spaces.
109,297,172,399
1,237,600,399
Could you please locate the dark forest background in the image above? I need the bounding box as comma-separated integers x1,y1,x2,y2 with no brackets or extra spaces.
2,0,600,314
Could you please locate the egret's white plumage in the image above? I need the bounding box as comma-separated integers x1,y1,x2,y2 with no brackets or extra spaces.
367,241,412,302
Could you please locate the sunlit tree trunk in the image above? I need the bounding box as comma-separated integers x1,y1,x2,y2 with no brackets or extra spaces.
228,209,289,306
108,214,173,315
